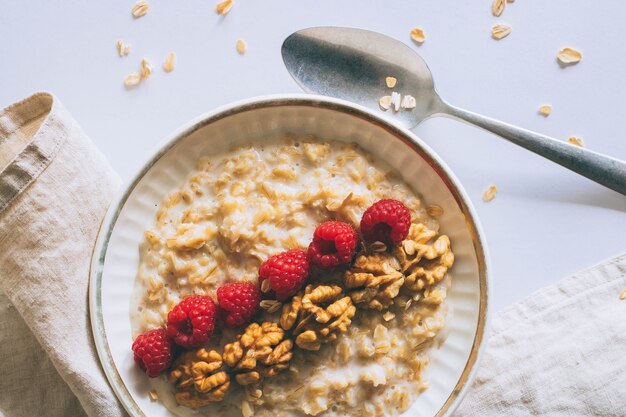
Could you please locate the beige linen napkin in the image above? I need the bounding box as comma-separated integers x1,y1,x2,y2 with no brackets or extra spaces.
455,254,626,416
0,93,125,417
0,92,624,417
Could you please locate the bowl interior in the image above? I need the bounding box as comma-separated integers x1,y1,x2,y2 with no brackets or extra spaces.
94,98,487,417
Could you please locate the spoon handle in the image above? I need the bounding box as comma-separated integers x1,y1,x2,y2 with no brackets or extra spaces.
442,104,626,196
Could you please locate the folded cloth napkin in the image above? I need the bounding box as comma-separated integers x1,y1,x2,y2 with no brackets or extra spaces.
0,92,126,417
454,254,626,416
0,92,624,417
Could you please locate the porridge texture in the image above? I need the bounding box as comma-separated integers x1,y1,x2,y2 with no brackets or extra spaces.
131,138,454,417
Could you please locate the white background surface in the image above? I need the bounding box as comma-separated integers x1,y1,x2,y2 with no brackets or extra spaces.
1,0,624,311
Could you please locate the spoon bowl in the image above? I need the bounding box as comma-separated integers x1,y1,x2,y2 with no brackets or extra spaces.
282,26,442,128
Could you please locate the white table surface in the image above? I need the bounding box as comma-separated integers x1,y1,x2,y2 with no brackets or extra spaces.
1,0,624,312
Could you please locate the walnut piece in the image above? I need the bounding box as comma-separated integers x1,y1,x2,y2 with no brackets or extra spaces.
393,223,455,292
168,348,230,409
280,284,356,350
223,322,293,385
344,253,404,310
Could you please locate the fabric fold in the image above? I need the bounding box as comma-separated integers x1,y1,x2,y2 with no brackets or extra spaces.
0,92,126,417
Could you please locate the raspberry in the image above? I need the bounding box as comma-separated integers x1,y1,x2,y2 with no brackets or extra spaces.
131,329,174,377
360,199,411,245
166,295,217,348
217,282,261,327
307,221,358,269
259,249,309,301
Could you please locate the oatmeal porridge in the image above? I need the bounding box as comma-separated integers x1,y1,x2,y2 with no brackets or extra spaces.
131,137,454,417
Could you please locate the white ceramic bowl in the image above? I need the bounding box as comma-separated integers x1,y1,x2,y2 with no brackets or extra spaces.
90,94,490,417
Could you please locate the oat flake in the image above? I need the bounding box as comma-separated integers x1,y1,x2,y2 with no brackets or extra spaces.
163,52,176,72
242,400,253,417
401,95,416,110
567,137,585,147
539,104,552,116
391,92,401,112
131,1,149,17
557,47,582,65
237,39,247,54
491,24,512,40
124,73,142,88
620,289,626,300
426,204,444,217
378,95,392,111
216,0,233,15
492,0,505,17
140,58,153,79
483,184,498,202
117,40,130,57
410,28,426,44
260,300,281,313
385,77,397,88
383,311,396,321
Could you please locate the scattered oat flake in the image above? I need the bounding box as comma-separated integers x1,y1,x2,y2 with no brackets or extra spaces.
539,104,552,116
483,185,498,202
391,92,402,112
149,390,158,401
379,95,392,111
237,39,247,54
567,137,585,147
385,77,397,88
410,28,426,44
557,47,582,65
131,1,149,17
401,95,416,110
491,24,512,40
124,73,142,88
492,0,505,16
426,204,444,217
140,58,153,79
620,289,626,300
260,279,271,293
216,0,233,15
163,52,176,72
117,40,130,57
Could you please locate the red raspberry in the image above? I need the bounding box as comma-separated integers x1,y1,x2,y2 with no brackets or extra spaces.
360,199,411,245
166,295,217,348
131,329,174,377
217,282,261,327
258,249,309,301
307,221,358,269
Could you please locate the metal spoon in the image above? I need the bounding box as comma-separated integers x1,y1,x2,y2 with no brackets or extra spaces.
281,26,626,196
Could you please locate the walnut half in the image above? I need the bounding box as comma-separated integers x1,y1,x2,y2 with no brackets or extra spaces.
168,349,230,409
394,223,454,292
344,253,405,310
280,284,356,351
223,322,293,385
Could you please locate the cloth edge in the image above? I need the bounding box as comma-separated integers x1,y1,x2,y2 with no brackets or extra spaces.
490,253,626,336
0,92,67,213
